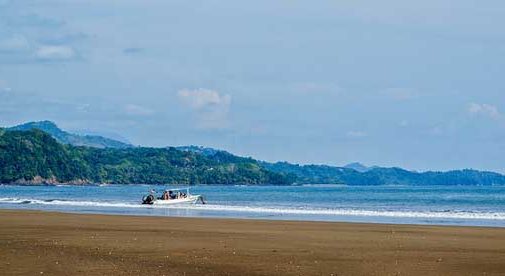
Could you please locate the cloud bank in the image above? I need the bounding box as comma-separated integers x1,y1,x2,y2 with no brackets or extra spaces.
35,45,75,61
178,89,232,129
468,103,501,120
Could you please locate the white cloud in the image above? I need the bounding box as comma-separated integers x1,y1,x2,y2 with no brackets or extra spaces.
124,104,154,116
178,88,231,110
35,45,75,60
0,36,78,63
76,103,91,112
0,35,30,52
468,103,500,119
178,89,232,129
346,130,367,138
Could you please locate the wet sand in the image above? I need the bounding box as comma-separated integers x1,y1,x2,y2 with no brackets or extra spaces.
0,210,504,275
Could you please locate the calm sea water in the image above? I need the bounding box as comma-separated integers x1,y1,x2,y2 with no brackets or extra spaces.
1,184,504,227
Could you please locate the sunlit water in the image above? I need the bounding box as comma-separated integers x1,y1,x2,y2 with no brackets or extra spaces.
1,184,504,227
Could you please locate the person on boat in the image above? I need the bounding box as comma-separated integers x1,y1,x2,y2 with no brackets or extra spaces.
162,191,169,200
169,190,176,199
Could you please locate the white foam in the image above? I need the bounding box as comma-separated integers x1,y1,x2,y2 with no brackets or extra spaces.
301,184,348,187
182,204,505,220
0,197,142,208
0,197,504,220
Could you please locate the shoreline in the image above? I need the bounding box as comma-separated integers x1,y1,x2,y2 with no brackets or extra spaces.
1,209,504,275
3,206,505,229
4,207,505,229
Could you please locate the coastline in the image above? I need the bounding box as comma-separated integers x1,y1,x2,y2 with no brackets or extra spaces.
1,209,504,275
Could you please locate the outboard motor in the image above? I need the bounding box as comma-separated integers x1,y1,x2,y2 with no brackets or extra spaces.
142,194,155,205
199,195,206,204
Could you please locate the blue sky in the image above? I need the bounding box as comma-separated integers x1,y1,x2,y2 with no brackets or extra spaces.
1,0,504,172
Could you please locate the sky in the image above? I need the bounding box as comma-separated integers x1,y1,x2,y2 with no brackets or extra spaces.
1,0,505,173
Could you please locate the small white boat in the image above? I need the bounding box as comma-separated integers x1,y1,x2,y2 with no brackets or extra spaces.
141,187,205,205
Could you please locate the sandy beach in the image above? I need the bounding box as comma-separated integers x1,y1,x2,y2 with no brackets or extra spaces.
0,210,504,275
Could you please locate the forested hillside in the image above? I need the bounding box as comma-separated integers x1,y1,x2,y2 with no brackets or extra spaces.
0,129,291,185
262,162,505,185
2,126,505,186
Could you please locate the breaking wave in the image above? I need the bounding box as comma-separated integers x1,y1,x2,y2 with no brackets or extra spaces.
1,197,504,221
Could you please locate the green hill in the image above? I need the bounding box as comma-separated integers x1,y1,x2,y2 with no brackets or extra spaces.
2,121,505,186
261,161,505,186
174,145,505,186
0,129,291,185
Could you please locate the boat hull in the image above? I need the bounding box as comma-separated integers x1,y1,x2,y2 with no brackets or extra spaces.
151,195,201,205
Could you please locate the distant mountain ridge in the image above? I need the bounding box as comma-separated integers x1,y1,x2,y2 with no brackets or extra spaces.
7,121,132,149
171,146,505,185
261,161,505,185
344,162,372,172
2,120,505,186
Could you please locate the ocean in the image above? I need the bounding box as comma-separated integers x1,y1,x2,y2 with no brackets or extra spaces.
1,184,504,227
